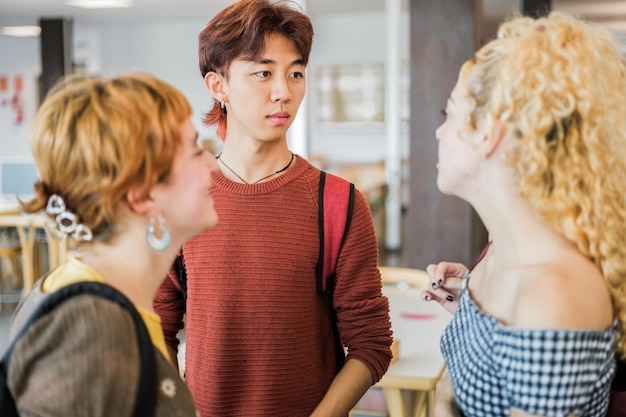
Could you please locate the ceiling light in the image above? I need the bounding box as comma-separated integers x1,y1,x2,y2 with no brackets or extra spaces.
65,0,132,9
0,26,41,37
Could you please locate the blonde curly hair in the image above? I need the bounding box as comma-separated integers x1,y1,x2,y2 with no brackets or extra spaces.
462,12,626,355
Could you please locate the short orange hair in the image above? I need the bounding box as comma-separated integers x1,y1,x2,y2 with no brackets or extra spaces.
22,72,192,242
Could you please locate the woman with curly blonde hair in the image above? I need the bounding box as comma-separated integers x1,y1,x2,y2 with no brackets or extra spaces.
426,12,626,417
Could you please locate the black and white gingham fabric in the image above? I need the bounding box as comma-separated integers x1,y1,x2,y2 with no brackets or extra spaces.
441,275,617,417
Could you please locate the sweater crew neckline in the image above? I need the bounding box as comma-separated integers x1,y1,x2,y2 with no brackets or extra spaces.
212,154,308,195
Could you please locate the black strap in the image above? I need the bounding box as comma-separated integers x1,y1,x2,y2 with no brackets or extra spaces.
0,282,156,417
0,363,18,416
174,248,187,309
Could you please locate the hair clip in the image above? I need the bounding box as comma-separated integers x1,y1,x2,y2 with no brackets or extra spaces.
45,194,93,242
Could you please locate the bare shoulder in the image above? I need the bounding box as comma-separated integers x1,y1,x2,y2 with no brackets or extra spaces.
509,260,613,330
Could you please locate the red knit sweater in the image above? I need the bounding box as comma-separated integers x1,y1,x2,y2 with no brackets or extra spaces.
154,156,393,417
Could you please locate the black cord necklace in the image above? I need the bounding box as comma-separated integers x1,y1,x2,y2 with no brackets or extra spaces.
217,152,295,184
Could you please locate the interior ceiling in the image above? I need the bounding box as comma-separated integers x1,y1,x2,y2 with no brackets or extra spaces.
0,0,624,34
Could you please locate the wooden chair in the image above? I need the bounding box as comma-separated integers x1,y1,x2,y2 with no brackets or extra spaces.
350,266,441,417
379,266,429,289
376,266,436,417
28,215,68,273
0,233,22,312
0,214,68,297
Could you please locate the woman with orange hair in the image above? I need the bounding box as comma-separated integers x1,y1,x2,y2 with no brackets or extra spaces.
6,72,219,416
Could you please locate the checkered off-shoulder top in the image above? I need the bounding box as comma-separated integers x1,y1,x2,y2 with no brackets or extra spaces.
441,274,617,417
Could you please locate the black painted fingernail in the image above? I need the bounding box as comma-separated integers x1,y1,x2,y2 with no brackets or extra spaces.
445,295,454,302
437,279,443,286
424,294,431,301
431,282,437,289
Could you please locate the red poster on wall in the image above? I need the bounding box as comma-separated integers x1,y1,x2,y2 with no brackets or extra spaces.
0,74,25,124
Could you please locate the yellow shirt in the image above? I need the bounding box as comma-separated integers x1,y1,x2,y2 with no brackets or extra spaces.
42,257,170,360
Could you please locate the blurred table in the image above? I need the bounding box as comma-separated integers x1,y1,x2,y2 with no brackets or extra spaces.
375,285,452,417
0,201,21,216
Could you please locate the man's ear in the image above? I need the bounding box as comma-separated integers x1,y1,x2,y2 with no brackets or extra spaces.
204,71,227,103
126,185,156,216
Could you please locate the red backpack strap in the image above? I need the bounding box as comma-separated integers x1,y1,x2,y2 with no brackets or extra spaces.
317,171,355,294
469,240,492,272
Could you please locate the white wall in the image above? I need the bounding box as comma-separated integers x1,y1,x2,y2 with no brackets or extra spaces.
0,35,40,158
0,11,409,164
309,12,410,165
79,19,217,142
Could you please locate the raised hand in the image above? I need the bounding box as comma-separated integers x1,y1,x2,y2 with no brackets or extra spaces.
421,262,467,314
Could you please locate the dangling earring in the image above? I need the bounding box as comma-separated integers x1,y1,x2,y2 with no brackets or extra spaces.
217,99,228,140
146,215,171,252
